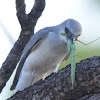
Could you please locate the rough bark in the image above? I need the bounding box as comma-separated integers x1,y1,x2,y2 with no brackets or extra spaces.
0,0,45,93
78,93,100,100
8,56,100,100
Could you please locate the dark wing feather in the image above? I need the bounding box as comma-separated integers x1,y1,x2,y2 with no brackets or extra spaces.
10,29,49,90
10,51,29,90
22,29,49,54
62,52,70,62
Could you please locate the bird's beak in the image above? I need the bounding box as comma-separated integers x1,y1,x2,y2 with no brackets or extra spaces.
65,28,75,44
70,35,75,44
66,32,75,44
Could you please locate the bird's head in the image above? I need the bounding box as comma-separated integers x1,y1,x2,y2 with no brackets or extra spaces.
64,19,82,43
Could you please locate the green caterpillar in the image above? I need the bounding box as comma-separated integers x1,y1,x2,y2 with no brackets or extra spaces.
61,33,76,88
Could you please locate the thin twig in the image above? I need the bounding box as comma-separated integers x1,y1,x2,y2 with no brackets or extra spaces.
77,37,100,45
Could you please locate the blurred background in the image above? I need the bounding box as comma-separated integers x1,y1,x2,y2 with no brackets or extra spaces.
0,0,100,99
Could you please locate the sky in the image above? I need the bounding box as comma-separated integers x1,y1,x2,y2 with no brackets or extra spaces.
0,0,100,99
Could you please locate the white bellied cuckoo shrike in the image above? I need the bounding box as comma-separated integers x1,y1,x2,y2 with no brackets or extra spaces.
10,19,82,92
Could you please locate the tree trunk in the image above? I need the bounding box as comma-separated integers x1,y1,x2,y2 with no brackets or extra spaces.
8,56,100,100
0,0,45,93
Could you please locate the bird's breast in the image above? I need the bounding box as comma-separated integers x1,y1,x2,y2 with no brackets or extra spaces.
22,32,68,74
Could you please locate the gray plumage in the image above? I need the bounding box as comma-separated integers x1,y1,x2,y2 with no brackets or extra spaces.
10,19,82,91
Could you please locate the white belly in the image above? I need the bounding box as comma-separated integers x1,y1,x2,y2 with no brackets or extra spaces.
23,35,67,74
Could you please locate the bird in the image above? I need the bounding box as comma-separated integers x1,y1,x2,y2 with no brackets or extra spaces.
10,19,82,92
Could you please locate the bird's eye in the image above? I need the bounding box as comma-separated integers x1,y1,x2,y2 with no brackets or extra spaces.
65,27,70,33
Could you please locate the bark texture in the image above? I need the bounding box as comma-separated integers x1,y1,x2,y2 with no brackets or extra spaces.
0,0,45,93
8,56,100,100
78,93,100,100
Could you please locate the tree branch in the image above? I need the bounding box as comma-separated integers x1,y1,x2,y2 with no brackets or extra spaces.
77,93,100,100
8,56,100,100
0,0,45,93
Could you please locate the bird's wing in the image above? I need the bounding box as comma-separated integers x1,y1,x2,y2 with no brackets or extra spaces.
10,29,49,90
53,53,70,73
62,52,70,62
